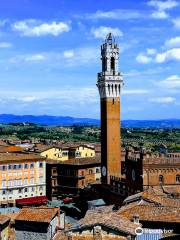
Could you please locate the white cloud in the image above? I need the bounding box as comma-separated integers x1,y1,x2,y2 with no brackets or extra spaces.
62,47,98,66
136,54,152,64
148,0,178,19
165,36,180,48
0,87,98,104
86,9,146,20
24,54,46,62
149,97,175,103
63,50,74,58
123,89,149,95
91,26,123,39
172,18,180,28
10,54,46,63
157,75,180,88
146,48,157,55
17,97,38,102
155,48,180,63
0,42,12,48
151,11,169,19
12,20,70,37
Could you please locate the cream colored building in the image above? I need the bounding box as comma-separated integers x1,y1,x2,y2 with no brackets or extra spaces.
40,144,95,161
0,153,46,206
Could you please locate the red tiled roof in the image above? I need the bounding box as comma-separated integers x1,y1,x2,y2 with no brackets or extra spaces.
77,206,139,235
0,146,24,153
118,204,180,223
0,215,10,225
0,153,45,162
15,207,58,223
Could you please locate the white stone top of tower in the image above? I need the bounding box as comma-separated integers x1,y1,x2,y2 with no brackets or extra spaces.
97,33,124,99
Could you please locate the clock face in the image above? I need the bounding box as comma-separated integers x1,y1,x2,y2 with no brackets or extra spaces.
132,169,136,181
102,166,107,176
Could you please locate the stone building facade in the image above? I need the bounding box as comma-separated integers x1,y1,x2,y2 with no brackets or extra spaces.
0,153,46,206
125,148,180,196
46,157,101,199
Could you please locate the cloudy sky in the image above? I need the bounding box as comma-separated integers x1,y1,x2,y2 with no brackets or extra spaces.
0,0,180,119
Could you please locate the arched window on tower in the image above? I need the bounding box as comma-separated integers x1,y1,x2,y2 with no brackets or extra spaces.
159,175,164,184
111,57,115,71
102,57,107,72
176,174,180,183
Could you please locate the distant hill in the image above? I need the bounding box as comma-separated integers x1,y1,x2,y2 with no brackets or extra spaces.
0,114,179,128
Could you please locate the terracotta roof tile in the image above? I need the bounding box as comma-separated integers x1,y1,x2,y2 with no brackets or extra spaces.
0,146,24,153
0,153,45,162
76,206,139,236
0,215,10,225
118,204,180,223
124,188,180,208
15,207,58,223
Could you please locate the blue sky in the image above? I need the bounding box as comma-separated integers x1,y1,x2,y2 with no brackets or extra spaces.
0,0,180,119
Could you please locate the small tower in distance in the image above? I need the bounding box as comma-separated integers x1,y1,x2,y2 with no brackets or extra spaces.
97,33,124,184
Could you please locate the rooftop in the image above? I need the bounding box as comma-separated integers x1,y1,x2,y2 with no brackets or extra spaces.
15,207,58,223
0,215,10,225
0,153,45,162
73,206,139,236
118,204,180,223
47,156,101,165
0,145,24,153
123,187,180,208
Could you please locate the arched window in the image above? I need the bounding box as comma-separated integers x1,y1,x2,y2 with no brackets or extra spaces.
159,175,164,184
176,174,180,183
102,57,107,72
111,57,115,71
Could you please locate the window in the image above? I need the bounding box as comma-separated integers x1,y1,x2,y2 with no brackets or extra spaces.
39,162,43,168
2,180,6,188
24,163,28,169
96,168,100,173
18,164,22,169
18,179,22,186
102,57,107,72
2,165,6,171
176,175,180,183
8,165,12,170
2,190,6,195
39,176,43,184
13,164,17,170
39,186,43,191
30,163,34,169
14,180,17,187
89,169,93,174
159,175,164,184
18,189,22,193
24,178,28,185
30,178,34,184
8,180,12,187
31,187,35,192
111,57,115,71
24,188,28,193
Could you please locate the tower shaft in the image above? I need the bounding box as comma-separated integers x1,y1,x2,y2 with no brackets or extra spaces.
97,33,123,184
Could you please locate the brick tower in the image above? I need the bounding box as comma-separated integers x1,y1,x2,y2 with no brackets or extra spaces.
97,33,124,184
